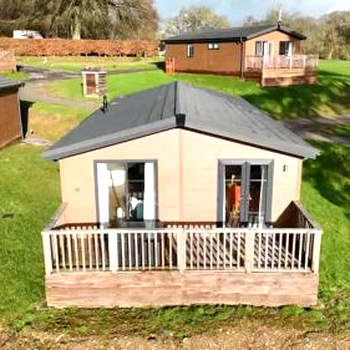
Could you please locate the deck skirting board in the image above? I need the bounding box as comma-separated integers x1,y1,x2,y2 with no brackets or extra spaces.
46,271,318,308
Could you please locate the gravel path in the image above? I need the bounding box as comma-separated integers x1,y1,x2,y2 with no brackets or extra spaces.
1,323,349,349
19,80,99,110
285,117,350,145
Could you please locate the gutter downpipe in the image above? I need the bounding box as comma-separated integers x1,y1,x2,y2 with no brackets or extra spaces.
240,32,245,80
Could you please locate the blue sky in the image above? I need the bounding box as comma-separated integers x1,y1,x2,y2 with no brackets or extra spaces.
155,0,350,24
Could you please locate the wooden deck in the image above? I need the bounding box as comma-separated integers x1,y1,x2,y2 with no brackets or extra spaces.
244,55,318,86
42,201,322,308
46,271,319,308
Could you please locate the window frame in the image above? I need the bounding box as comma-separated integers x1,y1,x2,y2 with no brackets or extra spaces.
279,41,293,56
255,40,272,57
217,159,274,225
187,43,194,58
208,42,220,50
94,159,159,226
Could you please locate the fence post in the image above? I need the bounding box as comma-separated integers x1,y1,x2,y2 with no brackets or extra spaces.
312,231,322,273
42,231,53,276
177,229,187,272
108,231,118,273
245,231,255,273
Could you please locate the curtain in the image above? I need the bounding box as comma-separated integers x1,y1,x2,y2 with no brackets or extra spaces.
143,162,156,221
97,163,110,228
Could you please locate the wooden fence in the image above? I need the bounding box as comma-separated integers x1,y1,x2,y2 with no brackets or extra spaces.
42,227,322,276
245,55,319,71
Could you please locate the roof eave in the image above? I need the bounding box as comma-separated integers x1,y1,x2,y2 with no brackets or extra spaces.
43,118,177,161
0,80,25,91
246,25,306,40
164,37,242,44
184,119,319,160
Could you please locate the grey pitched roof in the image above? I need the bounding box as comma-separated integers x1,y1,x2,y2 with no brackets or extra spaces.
164,24,306,43
44,82,318,161
0,76,24,91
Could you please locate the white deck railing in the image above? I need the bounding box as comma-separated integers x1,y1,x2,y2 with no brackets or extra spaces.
42,207,322,276
245,55,319,71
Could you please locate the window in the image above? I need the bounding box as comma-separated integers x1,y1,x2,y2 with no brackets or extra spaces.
219,160,273,228
255,41,271,57
255,41,264,57
96,161,156,228
279,41,293,56
187,44,194,58
208,42,220,50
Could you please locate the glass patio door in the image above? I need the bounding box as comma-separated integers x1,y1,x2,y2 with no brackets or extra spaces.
221,161,272,228
96,161,156,228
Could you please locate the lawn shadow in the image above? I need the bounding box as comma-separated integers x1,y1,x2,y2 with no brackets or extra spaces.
151,60,165,71
20,100,35,137
303,141,350,220
242,74,350,120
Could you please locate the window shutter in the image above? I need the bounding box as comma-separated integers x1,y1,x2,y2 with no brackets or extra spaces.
265,162,274,223
240,162,250,222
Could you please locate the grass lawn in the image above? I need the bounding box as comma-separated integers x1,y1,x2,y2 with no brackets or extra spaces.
17,56,164,73
321,124,350,139
0,141,349,337
25,102,92,141
1,59,350,339
1,71,29,81
49,59,350,120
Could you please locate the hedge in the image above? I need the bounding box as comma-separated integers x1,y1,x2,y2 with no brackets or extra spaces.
0,38,159,56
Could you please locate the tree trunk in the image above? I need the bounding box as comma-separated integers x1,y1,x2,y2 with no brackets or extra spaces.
327,46,334,60
72,6,81,40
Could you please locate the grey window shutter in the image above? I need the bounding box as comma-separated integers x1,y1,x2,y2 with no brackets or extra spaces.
240,162,250,222
265,161,274,223
217,162,225,223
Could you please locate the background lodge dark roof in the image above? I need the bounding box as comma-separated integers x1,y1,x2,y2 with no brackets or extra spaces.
164,24,306,43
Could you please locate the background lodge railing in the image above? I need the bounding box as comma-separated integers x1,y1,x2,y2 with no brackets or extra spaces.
245,55,319,71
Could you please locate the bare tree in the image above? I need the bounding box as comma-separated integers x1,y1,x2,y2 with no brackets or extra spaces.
164,5,230,37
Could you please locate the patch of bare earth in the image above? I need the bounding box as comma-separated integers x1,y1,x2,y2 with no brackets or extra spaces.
1,322,349,350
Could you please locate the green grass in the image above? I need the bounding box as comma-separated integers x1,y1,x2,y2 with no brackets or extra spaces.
49,59,350,120
0,145,60,325
26,102,92,141
321,124,350,139
17,56,163,73
50,70,174,101
1,71,29,80
1,60,350,337
0,142,349,337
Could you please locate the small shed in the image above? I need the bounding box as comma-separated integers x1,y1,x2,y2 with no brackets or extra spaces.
0,50,16,72
82,67,107,97
0,76,24,149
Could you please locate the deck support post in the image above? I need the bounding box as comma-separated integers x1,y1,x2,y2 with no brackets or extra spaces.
177,229,187,272
42,231,53,276
312,231,322,273
108,232,118,272
245,231,255,273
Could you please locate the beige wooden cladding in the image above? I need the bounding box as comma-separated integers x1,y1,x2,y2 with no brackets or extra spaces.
244,31,302,57
59,129,303,225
